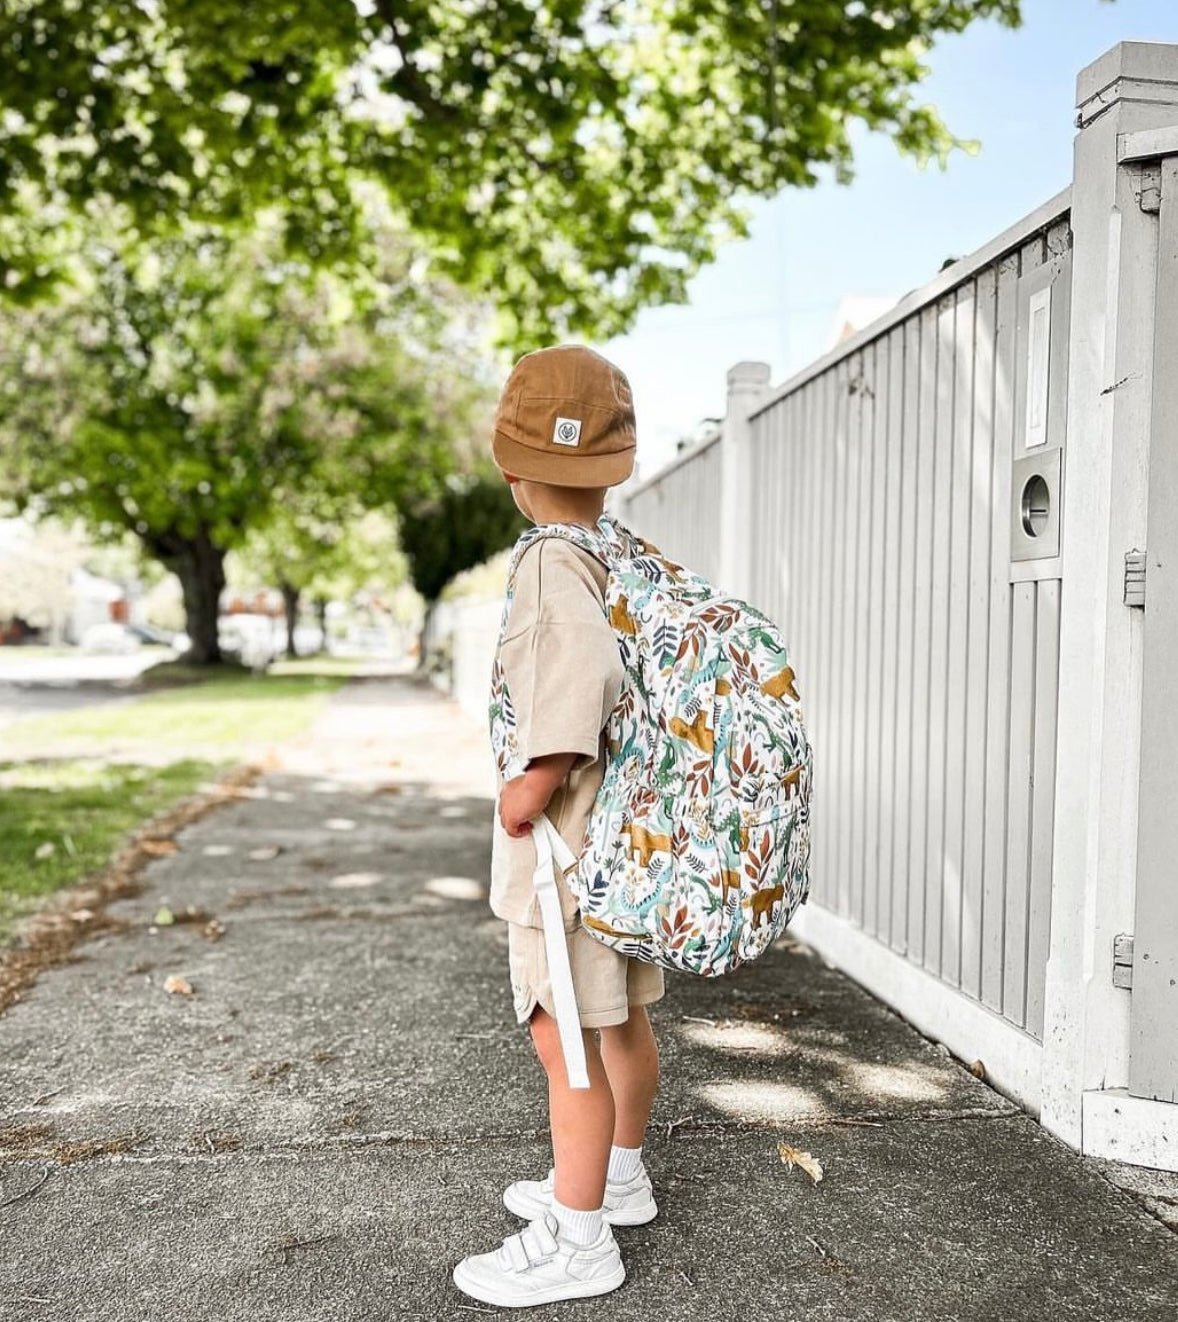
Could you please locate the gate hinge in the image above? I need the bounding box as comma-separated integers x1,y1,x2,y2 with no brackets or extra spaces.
1124,550,1147,607
1113,933,1134,989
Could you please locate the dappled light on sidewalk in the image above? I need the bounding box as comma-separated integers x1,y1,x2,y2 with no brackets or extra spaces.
1,675,1175,1319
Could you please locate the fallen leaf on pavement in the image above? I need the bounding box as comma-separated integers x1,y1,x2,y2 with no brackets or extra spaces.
777,1141,823,1183
248,846,282,861
141,839,178,857
174,906,212,924
154,906,175,926
163,975,193,996
202,919,226,941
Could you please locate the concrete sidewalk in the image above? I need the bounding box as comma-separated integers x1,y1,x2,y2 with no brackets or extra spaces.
1,674,1175,1322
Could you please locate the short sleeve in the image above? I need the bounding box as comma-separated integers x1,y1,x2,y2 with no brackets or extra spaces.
499,538,623,773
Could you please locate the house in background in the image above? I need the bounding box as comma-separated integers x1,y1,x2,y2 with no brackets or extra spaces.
0,516,134,646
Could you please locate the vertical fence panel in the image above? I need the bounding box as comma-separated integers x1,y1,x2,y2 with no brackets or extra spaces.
1026,577,1061,1038
764,400,780,616
748,414,769,615
883,325,909,951
908,302,938,963
781,389,800,633
892,314,921,950
943,283,977,983
801,381,820,716
982,252,1020,1012
848,349,868,918
862,341,877,941
830,355,851,913
768,399,784,620
850,345,874,925
923,296,957,974
963,265,998,999
815,369,837,899
1004,581,1037,1029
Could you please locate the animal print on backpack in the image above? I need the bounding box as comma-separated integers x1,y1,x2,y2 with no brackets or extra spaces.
488,512,813,977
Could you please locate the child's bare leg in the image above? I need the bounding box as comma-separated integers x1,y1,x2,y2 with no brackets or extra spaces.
599,1006,659,1147
528,1007,614,1210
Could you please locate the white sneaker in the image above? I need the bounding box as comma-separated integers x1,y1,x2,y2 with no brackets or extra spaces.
503,1166,658,1226
452,1211,625,1307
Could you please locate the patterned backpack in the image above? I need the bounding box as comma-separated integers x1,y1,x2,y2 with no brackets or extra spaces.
489,512,811,1050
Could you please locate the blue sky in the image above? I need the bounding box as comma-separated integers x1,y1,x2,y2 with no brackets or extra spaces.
601,0,1178,479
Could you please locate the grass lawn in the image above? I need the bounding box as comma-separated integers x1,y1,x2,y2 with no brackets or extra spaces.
0,668,351,754
0,661,359,943
0,757,230,942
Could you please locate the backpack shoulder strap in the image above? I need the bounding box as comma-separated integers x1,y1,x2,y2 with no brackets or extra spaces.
505,520,615,592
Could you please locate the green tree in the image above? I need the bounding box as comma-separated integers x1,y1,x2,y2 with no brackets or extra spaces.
0,212,487,662
397,468,527,604
0,1,1063,348
234,503,408,659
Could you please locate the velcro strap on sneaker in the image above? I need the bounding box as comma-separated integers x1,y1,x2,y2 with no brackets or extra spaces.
526,1216,560,1259
502,1231,531,1273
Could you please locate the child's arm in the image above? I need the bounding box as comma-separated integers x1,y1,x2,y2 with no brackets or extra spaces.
498,538,624,838
499,751,579,838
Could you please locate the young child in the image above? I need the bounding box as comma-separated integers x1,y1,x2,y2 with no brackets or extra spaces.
452,345,664,1308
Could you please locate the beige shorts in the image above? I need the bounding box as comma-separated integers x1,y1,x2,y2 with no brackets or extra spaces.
508,921,666,1029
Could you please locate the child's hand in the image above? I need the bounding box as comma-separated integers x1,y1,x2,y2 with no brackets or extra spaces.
499,774,542,837
498,752,580,838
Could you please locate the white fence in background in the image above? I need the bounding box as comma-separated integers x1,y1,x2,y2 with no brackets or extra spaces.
430,41,1178,1172
421,596,501,729
624,433,725,586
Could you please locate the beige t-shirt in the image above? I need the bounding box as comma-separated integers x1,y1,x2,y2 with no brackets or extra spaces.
489,535,625,931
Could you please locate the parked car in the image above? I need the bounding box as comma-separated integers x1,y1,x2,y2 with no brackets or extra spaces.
126,621,182,647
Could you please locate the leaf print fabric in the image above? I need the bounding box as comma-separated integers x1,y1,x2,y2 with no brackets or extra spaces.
488,512,814,977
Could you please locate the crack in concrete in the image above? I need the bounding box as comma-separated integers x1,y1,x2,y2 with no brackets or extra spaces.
0,1107,1024,1172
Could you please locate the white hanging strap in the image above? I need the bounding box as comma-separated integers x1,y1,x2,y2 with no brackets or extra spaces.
530,812,590,1090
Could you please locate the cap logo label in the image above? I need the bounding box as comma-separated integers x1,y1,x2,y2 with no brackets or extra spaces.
553,416,582,447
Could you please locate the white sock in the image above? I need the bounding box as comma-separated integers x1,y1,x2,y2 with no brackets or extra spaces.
607,1143,643,1183
550,1195,604,1246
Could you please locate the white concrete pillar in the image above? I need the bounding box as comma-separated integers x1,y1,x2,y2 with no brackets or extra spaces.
719,361,772,600
1043,41,1178,1160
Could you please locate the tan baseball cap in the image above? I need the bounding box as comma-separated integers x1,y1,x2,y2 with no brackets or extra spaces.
491,344,636,488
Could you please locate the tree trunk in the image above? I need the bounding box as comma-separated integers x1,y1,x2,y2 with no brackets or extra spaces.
315,595,329,655
166,529,227,665
281,581,300,659
418,599,436,675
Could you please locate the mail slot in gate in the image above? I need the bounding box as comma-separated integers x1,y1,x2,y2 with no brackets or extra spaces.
1011,250,1070,563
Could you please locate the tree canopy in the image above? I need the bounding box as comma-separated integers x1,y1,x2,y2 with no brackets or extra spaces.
397,468,527,603
0,205,493,657
1,0,1041,349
